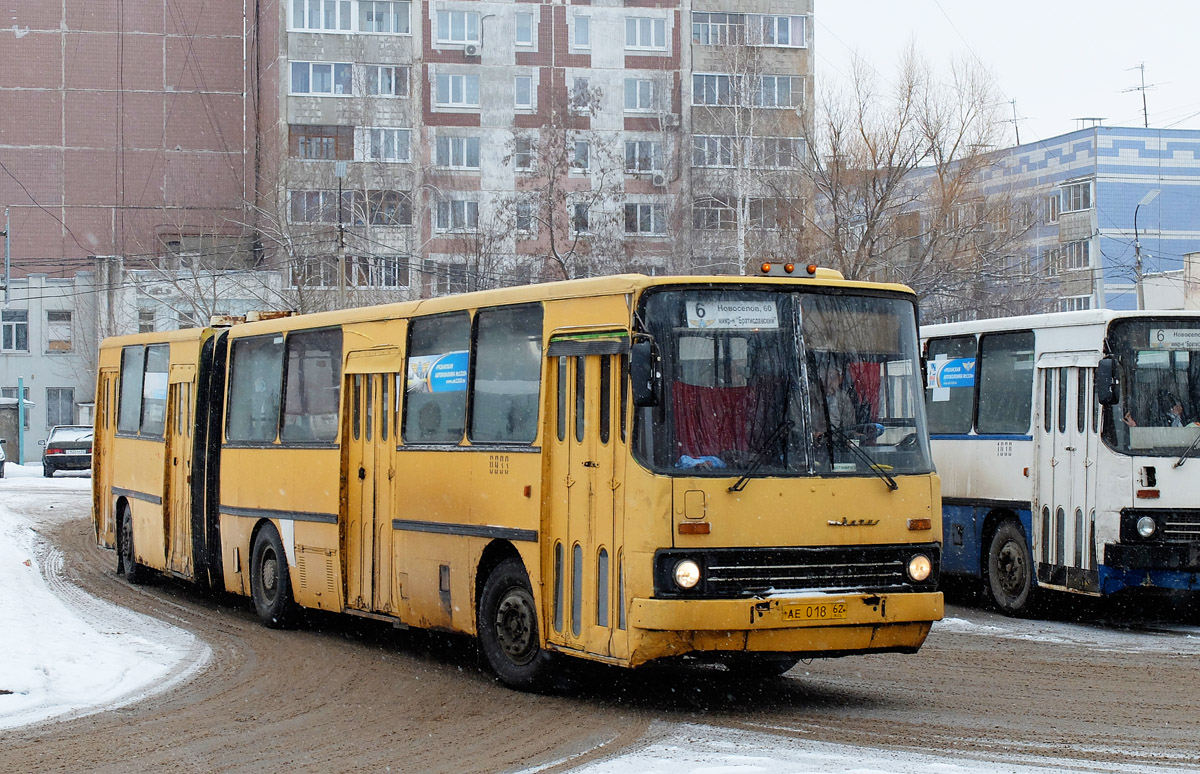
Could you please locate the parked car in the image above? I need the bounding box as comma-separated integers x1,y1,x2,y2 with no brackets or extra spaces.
0,438,6,478
40,425,93,477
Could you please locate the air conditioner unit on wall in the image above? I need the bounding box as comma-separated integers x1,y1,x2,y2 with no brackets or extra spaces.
651,173,667,188
464,43,480,57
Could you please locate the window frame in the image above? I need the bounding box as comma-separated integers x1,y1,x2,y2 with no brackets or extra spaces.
625,16,667,50
1,309,29,353
624,203,667,236
623,78,655,112
434,72,481,108
435,9,481,44
358,127,412,163
435,199,480,232
290,60,354,96
365,64,410,97
435,135,482,169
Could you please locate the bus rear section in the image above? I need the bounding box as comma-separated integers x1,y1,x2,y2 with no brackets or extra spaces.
925,312,1200,615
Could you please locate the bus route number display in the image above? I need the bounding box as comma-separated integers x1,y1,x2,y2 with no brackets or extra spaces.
781,600,848,622
1150,328,1200,349
686,299,779,330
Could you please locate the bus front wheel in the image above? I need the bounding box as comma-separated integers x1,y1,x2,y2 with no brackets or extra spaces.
250,524,295,628
986,519,1034,615
118,505,148,585
478,557,554,691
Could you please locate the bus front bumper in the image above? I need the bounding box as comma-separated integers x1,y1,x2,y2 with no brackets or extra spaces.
626,591,943,664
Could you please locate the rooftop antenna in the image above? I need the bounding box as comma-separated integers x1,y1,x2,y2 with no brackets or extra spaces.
1006,99,1025,145
1122,63,1159,128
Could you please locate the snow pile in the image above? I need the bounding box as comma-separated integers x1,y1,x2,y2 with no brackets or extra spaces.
0,465,210,729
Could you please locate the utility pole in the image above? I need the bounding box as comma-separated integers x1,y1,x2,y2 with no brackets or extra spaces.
2,208,9,304
1134,189,1161,310
335,161,348,309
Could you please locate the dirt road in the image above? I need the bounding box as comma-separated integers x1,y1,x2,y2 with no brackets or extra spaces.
4,493,1200,773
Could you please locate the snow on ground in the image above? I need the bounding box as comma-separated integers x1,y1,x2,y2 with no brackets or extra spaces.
0,464,210,730
1,462,1193,771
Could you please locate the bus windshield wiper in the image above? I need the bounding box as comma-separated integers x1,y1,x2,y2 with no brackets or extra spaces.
728,420,793,493
830,426,898,491
1173,429,1200,468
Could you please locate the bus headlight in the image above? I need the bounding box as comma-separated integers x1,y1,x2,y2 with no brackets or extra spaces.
1137,516,1157,538
674,559,701,590
907,554,932,582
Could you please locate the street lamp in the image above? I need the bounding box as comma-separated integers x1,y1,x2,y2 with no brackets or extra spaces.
1134,189,1160,310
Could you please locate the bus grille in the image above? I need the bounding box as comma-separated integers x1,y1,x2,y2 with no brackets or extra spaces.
653,544,940,599
1162,512,1200,542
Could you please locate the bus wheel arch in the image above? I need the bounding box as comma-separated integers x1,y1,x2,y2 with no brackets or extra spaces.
982,511,1035,615
249,520,295,629
476,552,555,691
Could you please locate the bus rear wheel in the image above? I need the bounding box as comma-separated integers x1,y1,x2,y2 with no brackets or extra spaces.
250,524,295,628
118,505,148,585
986,519,1034,615
478,557,554,691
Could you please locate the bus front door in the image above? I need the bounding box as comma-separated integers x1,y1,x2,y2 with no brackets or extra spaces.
1035,364,1097,590
94,368,119,546
549,348,625,658
344,371,396,614
166,368,195,577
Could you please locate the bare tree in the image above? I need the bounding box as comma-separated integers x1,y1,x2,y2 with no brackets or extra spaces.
809,48,1048,322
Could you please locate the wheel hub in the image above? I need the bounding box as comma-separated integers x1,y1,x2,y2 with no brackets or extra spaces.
996,540,1027,595
495,592,536,664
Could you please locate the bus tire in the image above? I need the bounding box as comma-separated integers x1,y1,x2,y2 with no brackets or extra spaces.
986,519,1034,615
477,557,554,691
118,505,148,585
250,524,295,629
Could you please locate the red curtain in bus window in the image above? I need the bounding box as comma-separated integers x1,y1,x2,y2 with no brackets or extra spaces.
848,362,881,418
672,381,758,457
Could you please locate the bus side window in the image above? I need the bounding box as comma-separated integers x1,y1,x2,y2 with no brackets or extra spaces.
977,331,1035,435
403,312,470,445
140,344,170,438
227,335,285,443
1043,368,1053,433
118,346,146,434
925,335,975,434
281,328,342,443
469,304,543,444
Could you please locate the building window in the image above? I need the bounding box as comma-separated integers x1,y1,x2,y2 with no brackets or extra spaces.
692,13,806,48
757,15,805,46
573,15,590,47
624,203,666,235
345,256,409,287
435,135,481,168
693,135,733,167
624,78,655,111
359,1,410,34
514,75,534,109
290,258,339,287
138,309,157,333
1063,240,1091,270
571,203,590,233
1058,295,1092,312
435,199,479,232
436,10,480,44
626,17,666,49
290,61,353,95
571,140,590,171
45,310,72,352
1043,247,1061,277
435,73,480,107
516,199,534,233
1046,194,1059,224
625,140,662,172
288,190,353,223
359,128,412,162
360,190,413,226
1,309,28,352
515,12,534,46
571,77,591,110
751,137,803,168
434,263,469,295
749,198,793,230
753,75,800,108
514,136,534,170
365,65,409,97
2,387,31,427
1061,182,1092,213
291,124,349,160
693,74,738,106
46,387,74,427
290,0,352,32
692,195,736,231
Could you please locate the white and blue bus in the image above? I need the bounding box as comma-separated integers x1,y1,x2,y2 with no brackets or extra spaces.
923,310,1200,614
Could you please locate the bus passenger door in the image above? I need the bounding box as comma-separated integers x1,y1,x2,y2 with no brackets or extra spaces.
166,367,195,577
94,368,119,546
547,343,625,657
344,369,397,614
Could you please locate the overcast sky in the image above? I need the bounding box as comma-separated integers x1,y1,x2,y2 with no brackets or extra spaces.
815,1,1200,146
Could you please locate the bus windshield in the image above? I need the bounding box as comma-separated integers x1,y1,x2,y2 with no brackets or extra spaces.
634,288,932,478
1107,318,1200,456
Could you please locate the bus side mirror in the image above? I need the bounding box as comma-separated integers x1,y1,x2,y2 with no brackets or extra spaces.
630,340,659,407
1096,356,1120,405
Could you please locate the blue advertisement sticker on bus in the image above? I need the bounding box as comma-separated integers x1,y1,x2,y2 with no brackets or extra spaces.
928,358,976,389
407,351,470,393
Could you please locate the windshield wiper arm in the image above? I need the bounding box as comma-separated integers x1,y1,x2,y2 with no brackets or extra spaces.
1174,430,1200,468
728,419,793,493
830,426,898,491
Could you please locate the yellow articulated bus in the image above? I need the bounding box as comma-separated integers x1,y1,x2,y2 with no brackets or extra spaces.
93,271,943,689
